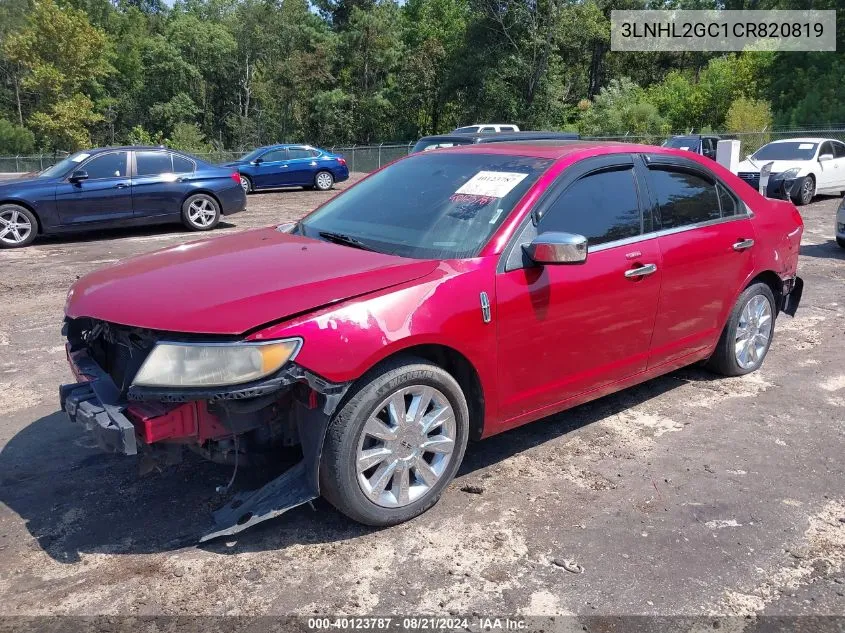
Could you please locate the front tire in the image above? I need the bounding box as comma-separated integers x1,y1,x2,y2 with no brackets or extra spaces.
706,282,776,377
0,204,37,248
792,175,815,206
239,174,252,194
181,194,221,231
320,357,469,526
314,170,334,191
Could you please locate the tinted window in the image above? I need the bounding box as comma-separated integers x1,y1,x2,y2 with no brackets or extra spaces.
135,151,173,176
287,148,311,160
752,142,817,161
664,136,701,152
172,154,194,173
83,152,128,179
833,142,845,159
538,168,641,246
819,141,833,157
308,149,321,158
650,168,720,229
717,182,739,216
262,149,287,162
301,153,552,259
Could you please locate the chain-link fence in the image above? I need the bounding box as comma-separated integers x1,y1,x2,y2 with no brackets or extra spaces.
2,132,843,175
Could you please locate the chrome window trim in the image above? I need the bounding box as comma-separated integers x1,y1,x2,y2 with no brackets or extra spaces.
589,210,754,253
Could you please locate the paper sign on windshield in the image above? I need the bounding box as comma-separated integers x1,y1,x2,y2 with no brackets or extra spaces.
455,171,528,198
798,143,814,150
71,153,90,163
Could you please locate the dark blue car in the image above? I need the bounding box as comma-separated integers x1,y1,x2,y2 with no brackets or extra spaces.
0,146,246,248
224,144,349,194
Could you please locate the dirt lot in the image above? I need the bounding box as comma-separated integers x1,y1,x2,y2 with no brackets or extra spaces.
0,178,844,623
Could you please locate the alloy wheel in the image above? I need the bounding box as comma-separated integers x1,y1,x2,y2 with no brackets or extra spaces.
801,178,814,204
188,198,217,228
735,294,773,369
239,176,251,194
316,172,333,190
0,209,33,246
356,385,456,508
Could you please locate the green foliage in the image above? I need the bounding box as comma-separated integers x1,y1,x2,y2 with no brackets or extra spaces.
0,118,35,154
0,0,840,153
168,122,213,153
725,97,773,134
578,78,668,140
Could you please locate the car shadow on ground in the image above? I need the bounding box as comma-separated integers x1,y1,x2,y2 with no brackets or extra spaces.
32,221,239,247
800,240,845,260
0,366,704,562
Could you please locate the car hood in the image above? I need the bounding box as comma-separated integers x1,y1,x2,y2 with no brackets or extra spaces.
0,175,42,189
736,160,808,174
66,228,439,335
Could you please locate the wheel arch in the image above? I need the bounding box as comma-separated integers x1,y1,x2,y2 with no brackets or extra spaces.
748,270,783,312
181,189,222,212
0,199,42,234
343,343,486,441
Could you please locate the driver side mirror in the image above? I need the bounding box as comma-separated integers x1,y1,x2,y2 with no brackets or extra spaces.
252,157,264,165
525,232,588,265
69,170,88,183
819,153,833,163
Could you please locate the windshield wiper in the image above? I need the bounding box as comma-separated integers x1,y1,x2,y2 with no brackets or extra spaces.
318,231,378,252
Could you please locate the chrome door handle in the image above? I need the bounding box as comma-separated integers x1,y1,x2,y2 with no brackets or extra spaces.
114,183,129,189
625,263,657,278
733,238,755,251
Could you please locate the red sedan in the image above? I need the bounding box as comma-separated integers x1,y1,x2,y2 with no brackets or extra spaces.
60,141,804,540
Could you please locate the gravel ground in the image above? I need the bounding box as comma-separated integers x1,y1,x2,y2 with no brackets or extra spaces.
0,179,843,625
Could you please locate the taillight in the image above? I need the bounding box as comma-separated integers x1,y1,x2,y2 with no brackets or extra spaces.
231,172,241,184
338,158,347,166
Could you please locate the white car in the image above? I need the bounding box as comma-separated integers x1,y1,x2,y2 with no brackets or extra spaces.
452,123,520,134
736,137,845,206
836,197,845,248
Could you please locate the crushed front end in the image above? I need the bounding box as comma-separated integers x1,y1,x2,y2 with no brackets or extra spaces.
60,317,349,541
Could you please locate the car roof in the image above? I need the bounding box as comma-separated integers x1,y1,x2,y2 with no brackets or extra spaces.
82,145,177,153
260,143,319,150
430,140,695,160
418,131,578,143
765,137,832,144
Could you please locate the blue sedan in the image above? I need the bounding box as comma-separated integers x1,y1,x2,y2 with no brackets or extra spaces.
0,146,246,248
224,144,349,193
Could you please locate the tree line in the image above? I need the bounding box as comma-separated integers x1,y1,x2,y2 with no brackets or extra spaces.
0,0,842,155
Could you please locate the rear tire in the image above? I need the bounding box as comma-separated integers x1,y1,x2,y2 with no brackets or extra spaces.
239,174,252,194
320,357,469,526
0,204,37,248
837,237,845,249
314,171,334,191
181,194,221,231
706,282,776,377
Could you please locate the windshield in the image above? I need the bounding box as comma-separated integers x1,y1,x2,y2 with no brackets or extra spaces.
663,137,700,151
752,142,818,161
237,148,266,162
38,152,90,178
300,152,553,259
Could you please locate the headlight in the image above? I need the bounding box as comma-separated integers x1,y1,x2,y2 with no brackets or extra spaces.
133,339,301,388
780,168,801,179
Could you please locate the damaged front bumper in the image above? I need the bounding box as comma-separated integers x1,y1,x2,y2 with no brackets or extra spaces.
60,333,350,542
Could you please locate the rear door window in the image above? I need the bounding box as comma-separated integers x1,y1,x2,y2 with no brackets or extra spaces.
832,142,845,159
135,151,173,176
648,168,720,229
287,148,311,160
82,152,129,179
538,167,642,246
172,154,195,173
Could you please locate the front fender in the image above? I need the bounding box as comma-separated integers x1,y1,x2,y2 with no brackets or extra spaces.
248,259,500,426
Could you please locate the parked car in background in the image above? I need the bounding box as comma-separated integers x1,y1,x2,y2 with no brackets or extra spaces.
0,146,245,248
452,124,520,134
412,130,579,153
662,135,720,160
223,144,349,194
61,141,802,539
736,138,845,206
